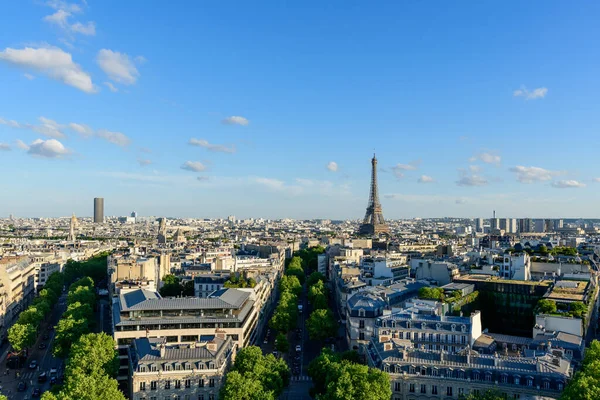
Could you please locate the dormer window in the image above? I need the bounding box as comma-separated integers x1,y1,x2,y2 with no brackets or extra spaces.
436,323,441,330
358,308,365,317
406,321,411,329
139,365,146,372
451,324,456,332
461,325,467,333
421,322,427,330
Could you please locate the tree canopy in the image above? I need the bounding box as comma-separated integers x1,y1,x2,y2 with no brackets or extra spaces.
220,346,289,400
307,309,337,341
537,299,557,314
308,349,390,400
8,323,36,352
561,340,600,400
460,389,505,400
418,287,445,301
279,275,302,297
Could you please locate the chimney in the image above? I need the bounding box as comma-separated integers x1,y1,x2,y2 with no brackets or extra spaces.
159,344,166,358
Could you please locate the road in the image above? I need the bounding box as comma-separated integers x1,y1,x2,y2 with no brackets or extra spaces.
0,293,67,399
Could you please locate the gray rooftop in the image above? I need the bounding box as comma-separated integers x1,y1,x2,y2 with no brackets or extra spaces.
119,288,250,312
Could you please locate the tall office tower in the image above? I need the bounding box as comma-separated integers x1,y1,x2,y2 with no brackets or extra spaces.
499,218,509,231
544,219,553,233
94,197,104,223
518,218,532,233
359,154,389,235
508,218,517,234
534,219,546,233
475,218,484,232
131,211,137,218
490,218,500,231
554,219,564,231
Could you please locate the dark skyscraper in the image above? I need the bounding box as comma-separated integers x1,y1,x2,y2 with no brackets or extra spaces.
359,154,389,236
94,197,104,223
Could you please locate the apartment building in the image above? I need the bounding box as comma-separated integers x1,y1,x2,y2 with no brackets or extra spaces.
129,335,235,400
194,274,229,298
108,254,169,297
0,256,37,337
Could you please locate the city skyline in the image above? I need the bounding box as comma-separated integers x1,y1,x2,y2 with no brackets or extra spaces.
2,2,600,219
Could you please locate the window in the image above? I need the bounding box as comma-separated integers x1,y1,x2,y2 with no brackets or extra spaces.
501,375,507,383
432,368,438,377
174,396,180,400
140,382,146,391
165,380,171,389
175,380,181,389
513,395,520,399
514,377,520,385
420,384,426,394
447,386,453,396
485,373,492,382
429,333,434,341
394,382,401,392
359,332,365,340
473,390,480,396
359,309,365,317
432,385,438,395
399,332,404,339
558,383,564,391
185,396,190,400
151,365,157,372
527,378,533,387
199,379,205,388
185,379,191,388
198,396,204,400
359,320,365,329
209,378,215,387
208,395,215,400
543,381,550,389
150,397,157,400
461,336,466,344
151,381,157,391
458,388,464,396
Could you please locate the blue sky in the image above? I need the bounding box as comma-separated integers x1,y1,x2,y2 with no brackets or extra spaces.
1,1,600,219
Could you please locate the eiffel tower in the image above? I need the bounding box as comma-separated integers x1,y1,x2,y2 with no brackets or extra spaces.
359,154,390,235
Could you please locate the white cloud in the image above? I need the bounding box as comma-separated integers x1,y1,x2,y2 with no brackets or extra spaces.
593,178,600,183
513,86,548,100
469,152,501,165
456,168,488,187
137,159,152,166
551,180,586,189
468,165,482,173
15,140,30,150
188,138,235,153
391,160,420,178
254,177,285,190
509,165,562,183
35,117,66,138
0,46,95,93
0,118,23,128
97,49,140,85
326,161,338,172
70,21,95,36
46,0,82,13
24,73,35,80
103,82,118,92
0,143,10,151
68,122,93,137
43,9,71,28
96,129,131,147
418,175,435,183
222,116,249,126
27,138,71,158
181,161,207,172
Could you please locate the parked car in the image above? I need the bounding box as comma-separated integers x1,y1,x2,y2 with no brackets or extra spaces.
29,360,38,369
50,367,58,376
32,387,41,397
295,345,302,353
17,381,27,392
38,372,47,383
50,376,57,385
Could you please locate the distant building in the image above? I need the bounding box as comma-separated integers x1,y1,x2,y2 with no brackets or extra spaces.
94,197,104,223
475,218,484,233
346,291,387,350
518,218,533,233
194,273,229,298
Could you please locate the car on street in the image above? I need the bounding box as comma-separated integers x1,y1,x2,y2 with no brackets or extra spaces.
38,372,47,383
38,343,47,349
50,367,58,376
32,387,42,397
263,336,268,344
29,360,38,369
295,345,302,352
17,381,27,392
50,376,57,385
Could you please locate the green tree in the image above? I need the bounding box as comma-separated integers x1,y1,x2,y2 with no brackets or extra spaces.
418,287,445,301
307,309,337,341
38,287,59,305
220,371,275,400
67,285,96,306
279,275,302,296
537,299,557,314
308,280,327,303
8,323,36,351
285,266,305,285
570,301,586,318
162,274,179,285
67,333,119,377
275,333,289,353
53,316,90,358
64,302,94,321
63,259,83,284
18,307,45,326
312,293,328,310
538,245,549,255
307,271,326,288
59,369,126,400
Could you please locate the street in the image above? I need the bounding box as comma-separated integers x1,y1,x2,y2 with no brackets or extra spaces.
0,293,67,399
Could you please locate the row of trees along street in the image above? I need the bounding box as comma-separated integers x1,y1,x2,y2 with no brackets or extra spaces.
294,247,392,400
41,253,125,399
